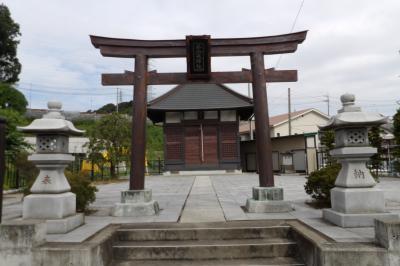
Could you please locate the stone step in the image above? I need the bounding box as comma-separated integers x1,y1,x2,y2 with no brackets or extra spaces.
116,226,292,241
112,257,305,266
113,238,298,260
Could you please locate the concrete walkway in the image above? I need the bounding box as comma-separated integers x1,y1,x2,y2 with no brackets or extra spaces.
2,174,400,244
179,176,225,223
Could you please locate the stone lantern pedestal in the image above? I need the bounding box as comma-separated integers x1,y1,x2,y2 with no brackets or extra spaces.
321,94,398,227
18,102,84,234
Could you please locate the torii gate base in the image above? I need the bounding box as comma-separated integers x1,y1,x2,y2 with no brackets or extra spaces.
91,31,306,216
246,187,292,213
112,190,159,217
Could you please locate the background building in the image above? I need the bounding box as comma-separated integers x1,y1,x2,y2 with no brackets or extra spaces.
239,108,330,174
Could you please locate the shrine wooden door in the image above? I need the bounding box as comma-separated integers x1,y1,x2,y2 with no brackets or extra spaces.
184,126,201,165
202,125,218,164
184,124,218,167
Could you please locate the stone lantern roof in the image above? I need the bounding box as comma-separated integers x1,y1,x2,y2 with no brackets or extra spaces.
18,101,84,136
320,93,388,130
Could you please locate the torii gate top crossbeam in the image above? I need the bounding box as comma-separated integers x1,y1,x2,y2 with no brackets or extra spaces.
90,31,307,58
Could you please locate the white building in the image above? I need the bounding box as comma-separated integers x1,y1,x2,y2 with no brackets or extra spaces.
240,108,330,140
239,108,330,174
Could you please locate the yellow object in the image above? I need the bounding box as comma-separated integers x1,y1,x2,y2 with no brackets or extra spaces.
81,150,146,174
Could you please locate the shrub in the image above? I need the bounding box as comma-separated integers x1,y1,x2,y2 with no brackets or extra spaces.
304,163,341,206
65,171,98,212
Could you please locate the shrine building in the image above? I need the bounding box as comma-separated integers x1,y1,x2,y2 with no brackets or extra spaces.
147,83,253,172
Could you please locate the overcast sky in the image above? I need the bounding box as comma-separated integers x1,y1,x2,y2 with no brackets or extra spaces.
3,0,400,116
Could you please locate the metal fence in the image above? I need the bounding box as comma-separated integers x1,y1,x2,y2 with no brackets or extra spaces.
146,159,164,175
316,149,398,176
77,158,165,179
4,154,26,189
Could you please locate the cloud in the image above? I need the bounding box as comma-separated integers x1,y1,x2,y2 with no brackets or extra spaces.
3,0,400,116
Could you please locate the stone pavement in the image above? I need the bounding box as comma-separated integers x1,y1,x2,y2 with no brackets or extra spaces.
2,173,400,244
180,176,225,223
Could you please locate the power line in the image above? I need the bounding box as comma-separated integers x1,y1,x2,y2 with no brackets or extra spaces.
18,83,104,91
275,0,306,68
17,87,122,96
17,81,119,91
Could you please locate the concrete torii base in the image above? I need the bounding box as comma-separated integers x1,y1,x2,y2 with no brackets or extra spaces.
246,187,293,213
112,189,160,217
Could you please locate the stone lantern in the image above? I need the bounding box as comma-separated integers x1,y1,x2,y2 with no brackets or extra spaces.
321,94,399,227
18,101,84,234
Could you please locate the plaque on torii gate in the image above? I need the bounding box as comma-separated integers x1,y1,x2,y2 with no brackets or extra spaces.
90,31,307,215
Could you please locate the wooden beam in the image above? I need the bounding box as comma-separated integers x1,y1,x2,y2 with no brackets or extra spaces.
99,42,299,58
91,31,307,58
102,69,297,86
91,31,307,49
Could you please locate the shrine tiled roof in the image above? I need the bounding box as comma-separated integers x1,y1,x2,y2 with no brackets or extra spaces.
148,84,253,111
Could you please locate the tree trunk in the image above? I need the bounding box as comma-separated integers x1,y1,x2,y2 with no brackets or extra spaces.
91,159,94,180
110,161,116,179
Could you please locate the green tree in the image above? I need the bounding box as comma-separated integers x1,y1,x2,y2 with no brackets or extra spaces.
94,100,133,115
0,108,30,157
96,103,116,114
85,113,131,178
0,4,21,83
73,118,96,132
85,134,107,178
0,83,28,113
118,100,133,115
146,123,163,160
319,129,335,165
305,129,340,206
369,126,384,176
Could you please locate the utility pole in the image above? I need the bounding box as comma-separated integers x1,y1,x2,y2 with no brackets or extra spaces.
323,94,330,116
116,87,119,113
29,83,32,109
148,85,153,101
248,83,253,140
288,88,292,136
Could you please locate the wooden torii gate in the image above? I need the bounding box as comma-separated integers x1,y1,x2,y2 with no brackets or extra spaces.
90,31,307,191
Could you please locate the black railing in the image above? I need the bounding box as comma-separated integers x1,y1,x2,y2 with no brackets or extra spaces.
146,159,164,175
2,150,164,193
4,153,26,190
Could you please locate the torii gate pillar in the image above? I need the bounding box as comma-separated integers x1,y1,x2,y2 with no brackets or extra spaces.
130,54,147,190
251,52,274,187
245,52,293,213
